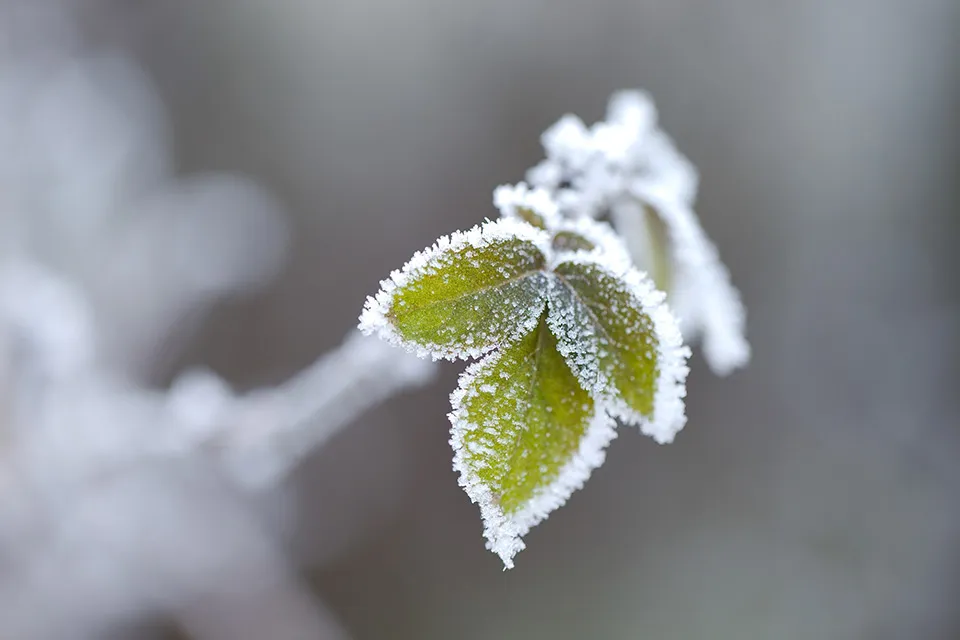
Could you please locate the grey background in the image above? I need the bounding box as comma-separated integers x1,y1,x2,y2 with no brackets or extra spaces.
26,0,960,637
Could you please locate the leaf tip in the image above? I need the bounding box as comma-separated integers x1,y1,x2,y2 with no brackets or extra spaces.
449,344,618,568
494,182,561,230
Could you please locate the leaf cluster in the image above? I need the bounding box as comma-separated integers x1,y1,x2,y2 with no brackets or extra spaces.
360,196,688,567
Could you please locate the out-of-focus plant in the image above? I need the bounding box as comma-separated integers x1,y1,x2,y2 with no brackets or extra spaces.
361,92,749,568
0,13,434,639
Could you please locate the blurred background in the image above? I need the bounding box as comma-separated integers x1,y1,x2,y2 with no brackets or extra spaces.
1,0,958,638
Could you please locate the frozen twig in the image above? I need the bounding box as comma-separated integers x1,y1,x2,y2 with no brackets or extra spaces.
168,331,437,490
0,9,435,636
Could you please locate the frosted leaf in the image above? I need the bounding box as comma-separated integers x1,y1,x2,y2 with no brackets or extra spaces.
449,315,616,568
605,91,696,198
549,215,633,268
540,114,593,172
493,182,560,229
359,109,711,566
494,182,632,267
547,256,689,443
358,218,551,361
630,129,699,208
525,89,747,375
551,230,596,253
609,199,673,293
605,90,657,139
604,90,698,206
623,188,749,375
526,90,697,217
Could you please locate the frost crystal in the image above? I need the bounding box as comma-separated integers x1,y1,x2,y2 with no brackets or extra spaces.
359,89,750,568
547,255,690,443
493,182,561,228
362,183,691,567
527,90,750,374
358,217,552,361
450,333,617,568
629,187,749,375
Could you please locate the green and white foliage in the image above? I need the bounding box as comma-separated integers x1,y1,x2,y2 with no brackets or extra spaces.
360,89,751,567
360,183,689,568
527,91,750,375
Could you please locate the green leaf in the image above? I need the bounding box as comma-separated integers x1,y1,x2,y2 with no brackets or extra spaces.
450,314,615,568
515,206,547,230
359,219,551,360
493,183,557,231
640,203,673,293
547,258,688,442
610,200,673,293
615,192,750,375
551,230,596,253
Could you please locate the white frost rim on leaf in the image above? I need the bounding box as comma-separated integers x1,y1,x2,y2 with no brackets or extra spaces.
493,182,561,228
606,89,657,136
539,114,593,170
627,185,749,375
523,88,745,375
606,90,698,207
448,348,618,569
358,217,552,361
525,90,696,218
629,128,700,209
549,215,633,269
494,183,633,269
552,252,690,444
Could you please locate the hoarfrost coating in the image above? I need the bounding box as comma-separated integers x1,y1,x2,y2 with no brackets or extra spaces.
359,183,690,567
545,253,690,444
526,90,750,375
358,217,554,361
449,355,618,569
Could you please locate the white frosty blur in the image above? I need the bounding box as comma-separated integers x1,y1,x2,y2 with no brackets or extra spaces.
0,26,433,639
526,90,750,375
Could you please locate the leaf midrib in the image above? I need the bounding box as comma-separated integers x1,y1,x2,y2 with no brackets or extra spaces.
390,268,545,320
498,318,547,509
553,271,617,390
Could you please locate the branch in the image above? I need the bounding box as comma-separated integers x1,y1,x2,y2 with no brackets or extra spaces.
168,330,437,490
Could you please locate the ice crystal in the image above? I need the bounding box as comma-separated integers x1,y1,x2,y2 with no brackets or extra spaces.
527,90,749,374
358,218,552,361
360,186,688,567
361,89,752,567
449,318,617,568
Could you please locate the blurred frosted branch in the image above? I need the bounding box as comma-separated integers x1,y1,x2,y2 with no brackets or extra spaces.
170,330,435,490
0,8,434,638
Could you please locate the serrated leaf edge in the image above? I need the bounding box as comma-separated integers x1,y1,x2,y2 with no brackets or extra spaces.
625,185,749,375
550,253,691,444
448,341,617,569
493,182,562,229
358,217,552,361
548,215,633,269
495,182,635,269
